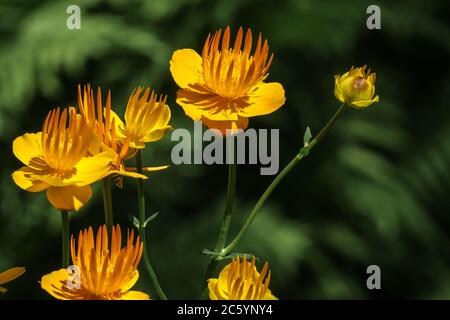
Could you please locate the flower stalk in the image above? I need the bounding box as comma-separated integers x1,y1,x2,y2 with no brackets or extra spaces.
136,150,167,300
60,210,70,268
102,177,114,237
201,160,237,298
223,103,347,255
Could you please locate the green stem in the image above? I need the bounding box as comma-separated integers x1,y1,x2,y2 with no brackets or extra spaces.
102,176,114,236
201,161,237,298
136,150,167,300
215,162,237,251
309,103,347,149
223,103,347,255
61,210,70,268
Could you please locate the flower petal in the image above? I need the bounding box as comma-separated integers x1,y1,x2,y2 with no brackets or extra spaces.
11,166,50,192
109,169,148,179
240,82,286,117
118,271,139,292
12,132,45,169
0,267,25,286
140,126,173,145
41,269,88,300
176,88,239,121
262,289,278,300
201,116,249,136
350,95,379,109
30,150,114,187
110,109,128,141
334,76,345,103
207,279,220,300
170,49,204,89
73,151,116,186
46,185,92,211
120,291,151,300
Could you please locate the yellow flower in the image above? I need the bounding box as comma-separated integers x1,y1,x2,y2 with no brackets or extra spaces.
334,65,379,108
111,87,172,149
41,225,150,300
12,107,114,211
78,85,167,180
0,267,25,293
208,256,277,300
170,26,285,135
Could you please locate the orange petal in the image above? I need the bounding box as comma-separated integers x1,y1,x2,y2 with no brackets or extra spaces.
46,185,92,211
0,267,25,286
11,166,50,192
41,269,88,300
170,49,204,89
120,290,151,300
239,82,286,117
12,132,46,169
201,116,249,136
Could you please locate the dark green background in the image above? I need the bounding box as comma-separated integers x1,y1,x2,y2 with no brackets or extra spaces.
1,0,449,299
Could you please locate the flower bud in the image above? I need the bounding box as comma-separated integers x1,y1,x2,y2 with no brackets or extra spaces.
334,65,379,108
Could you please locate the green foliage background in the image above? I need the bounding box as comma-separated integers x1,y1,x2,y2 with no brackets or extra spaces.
1,0,449,299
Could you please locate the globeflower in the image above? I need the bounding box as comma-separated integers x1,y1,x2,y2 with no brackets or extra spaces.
208,256,277,300
12,107,114,211
334,65,379,108
170,26,285,135
41,225,149,300
77,85,167,180
111,86,172,149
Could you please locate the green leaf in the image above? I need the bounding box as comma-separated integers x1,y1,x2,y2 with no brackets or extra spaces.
303,126,312,146
130,215,140,229
143,212,160,228
201,249,257,262
201,249,223,259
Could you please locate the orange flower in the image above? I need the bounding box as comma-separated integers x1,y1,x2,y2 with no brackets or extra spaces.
12,107,114,211
77,85,167,180
208,256,277,300
41,225,149,300
170,26,285,135
111,87,172,149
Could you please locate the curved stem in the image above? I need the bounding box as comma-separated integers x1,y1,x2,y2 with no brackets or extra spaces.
223,156,300,254
309,103,347,149
102,177,114,237
136,150,167,300
223,103,347,255
61,210,70,268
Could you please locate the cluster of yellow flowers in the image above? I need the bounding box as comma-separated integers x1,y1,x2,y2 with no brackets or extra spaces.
12,85,171,211
4,26,378,300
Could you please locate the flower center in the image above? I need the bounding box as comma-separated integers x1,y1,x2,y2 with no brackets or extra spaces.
41,108,91,173
352,76,368,91
201,27,273,100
